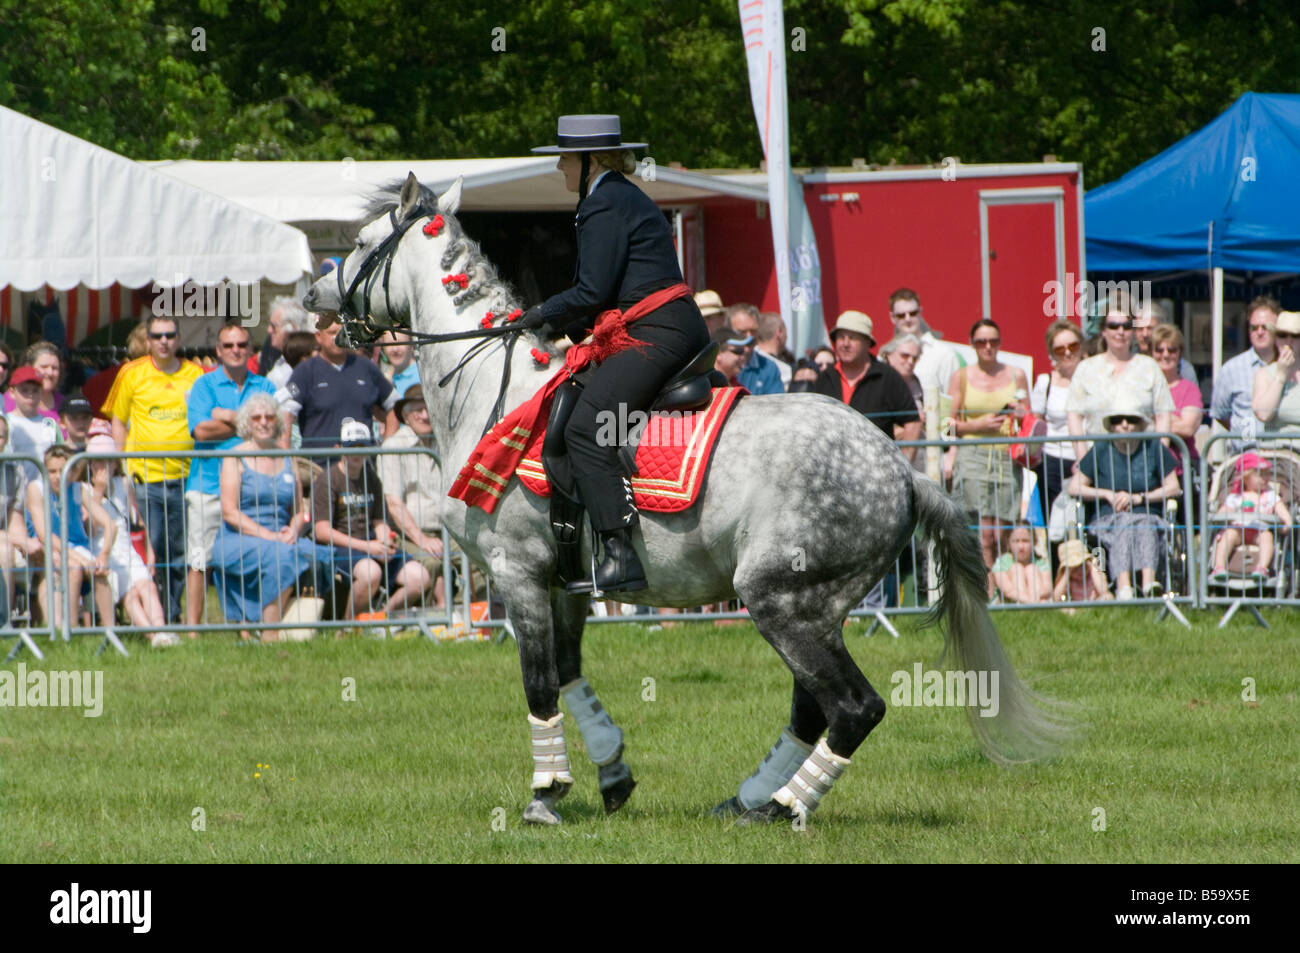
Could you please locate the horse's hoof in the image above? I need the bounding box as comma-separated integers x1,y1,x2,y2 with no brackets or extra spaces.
601,774,636,814
709,796,744,818
734,800,798,826
523,799,563,826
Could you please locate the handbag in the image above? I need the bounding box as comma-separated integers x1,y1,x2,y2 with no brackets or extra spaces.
1009,413,1047,467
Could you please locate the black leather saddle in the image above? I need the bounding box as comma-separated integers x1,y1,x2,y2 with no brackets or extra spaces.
544,343,727,585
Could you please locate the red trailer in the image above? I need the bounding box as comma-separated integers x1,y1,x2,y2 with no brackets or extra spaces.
697,162,1086,373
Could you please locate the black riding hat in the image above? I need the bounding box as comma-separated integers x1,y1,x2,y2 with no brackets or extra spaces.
531,115,647,154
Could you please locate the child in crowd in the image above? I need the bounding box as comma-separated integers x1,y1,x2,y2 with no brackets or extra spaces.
992,522,1053,603
23,445,95,629
79,434,173,646
4,366,62,487
312,419,431,620
58,395,95,450
1210,453,1293,582
1053,539,1114,611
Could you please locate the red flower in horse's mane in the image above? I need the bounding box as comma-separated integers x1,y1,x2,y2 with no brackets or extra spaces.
529,348,551,366
422,214,445,237
506,308,523,323
480,314,494,329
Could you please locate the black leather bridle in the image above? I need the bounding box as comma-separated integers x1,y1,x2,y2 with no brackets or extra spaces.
333,206,536,432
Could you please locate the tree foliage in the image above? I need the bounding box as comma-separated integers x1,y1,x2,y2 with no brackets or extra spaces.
2,0,1298,185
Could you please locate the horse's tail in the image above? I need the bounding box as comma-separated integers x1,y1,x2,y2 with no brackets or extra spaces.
911,474,1076,764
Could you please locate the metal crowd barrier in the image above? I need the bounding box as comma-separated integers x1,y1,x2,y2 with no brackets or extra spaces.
44,446,455,653
1,453,58,660
9,429,1300,653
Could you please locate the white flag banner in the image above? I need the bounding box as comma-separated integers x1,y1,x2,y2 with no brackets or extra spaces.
738,0,825,360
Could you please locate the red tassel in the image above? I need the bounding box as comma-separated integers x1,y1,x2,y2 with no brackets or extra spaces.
530,348,551,366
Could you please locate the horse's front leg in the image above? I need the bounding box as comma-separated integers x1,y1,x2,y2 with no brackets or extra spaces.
497,567,574,825
552,590,636,814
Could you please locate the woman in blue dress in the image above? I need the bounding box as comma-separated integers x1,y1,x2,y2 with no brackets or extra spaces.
211,392,325,640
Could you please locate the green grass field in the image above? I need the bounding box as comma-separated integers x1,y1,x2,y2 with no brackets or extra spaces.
1,609,1297,863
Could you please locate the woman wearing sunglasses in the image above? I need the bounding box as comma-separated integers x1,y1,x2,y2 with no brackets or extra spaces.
1252,311,1300,437
947,318,1028,584
1031,320,1085,520
1066,308,1174,462
0,342,14,394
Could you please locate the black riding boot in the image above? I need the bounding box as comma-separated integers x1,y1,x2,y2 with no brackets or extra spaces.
568,473,648,594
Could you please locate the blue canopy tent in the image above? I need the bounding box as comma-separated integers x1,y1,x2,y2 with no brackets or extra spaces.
1085,92,1300,376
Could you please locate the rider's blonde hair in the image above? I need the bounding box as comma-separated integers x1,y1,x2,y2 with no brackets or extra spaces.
589,149,637,175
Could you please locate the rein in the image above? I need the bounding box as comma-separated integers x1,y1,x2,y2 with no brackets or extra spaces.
335,206,536,436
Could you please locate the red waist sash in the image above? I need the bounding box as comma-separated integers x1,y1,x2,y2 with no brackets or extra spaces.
447,283,692,513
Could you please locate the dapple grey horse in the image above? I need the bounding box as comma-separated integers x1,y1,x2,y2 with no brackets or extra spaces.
303,173,1069,826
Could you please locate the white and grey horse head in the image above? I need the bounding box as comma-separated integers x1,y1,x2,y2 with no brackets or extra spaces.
303,172,518,336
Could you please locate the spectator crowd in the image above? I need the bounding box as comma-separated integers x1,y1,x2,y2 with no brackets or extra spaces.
1,298,444,646
3,285,1298,638
691,287,1300,608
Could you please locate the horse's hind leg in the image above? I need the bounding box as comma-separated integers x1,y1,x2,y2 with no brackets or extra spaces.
553,590,637,813
740,612,886,823
711,679,825,816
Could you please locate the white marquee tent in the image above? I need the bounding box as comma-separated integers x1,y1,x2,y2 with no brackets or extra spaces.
1,105,313,340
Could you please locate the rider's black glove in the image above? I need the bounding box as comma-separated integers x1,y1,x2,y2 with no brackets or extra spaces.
518,305,550,332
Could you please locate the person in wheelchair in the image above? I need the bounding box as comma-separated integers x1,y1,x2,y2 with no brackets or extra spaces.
1209,452,1293,583
1070,401,1181,599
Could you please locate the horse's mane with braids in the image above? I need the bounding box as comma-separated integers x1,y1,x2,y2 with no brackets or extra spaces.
362,180,521,314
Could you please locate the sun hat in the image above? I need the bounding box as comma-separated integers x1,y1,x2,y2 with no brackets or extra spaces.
694,290,725,318
62,395,93,416
87,434,117,455
339,418,374,447
531,115,647,154
1058,539,1091,568
9,366,41,388
1234,452,1271,474
711,327,750,352
830,310,875,345
393,384,427,424
1273,311,1300,335
1102,394,1152,430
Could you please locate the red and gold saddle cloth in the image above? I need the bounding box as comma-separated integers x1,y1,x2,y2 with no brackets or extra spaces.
516,386,745,512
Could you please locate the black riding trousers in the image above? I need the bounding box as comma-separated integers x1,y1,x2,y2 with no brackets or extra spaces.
563,298,710,532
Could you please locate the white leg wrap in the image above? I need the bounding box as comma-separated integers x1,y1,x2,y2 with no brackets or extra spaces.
528,713,575,790
561,676,624,766
739,727,814,810
772,739,850,817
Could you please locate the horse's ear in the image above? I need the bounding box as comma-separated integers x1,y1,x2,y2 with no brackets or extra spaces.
398,172,422,222
437,175,464,216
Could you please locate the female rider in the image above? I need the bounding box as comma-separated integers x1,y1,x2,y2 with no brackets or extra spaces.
519,115,710,593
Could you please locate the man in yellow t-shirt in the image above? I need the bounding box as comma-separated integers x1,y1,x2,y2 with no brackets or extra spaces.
103,315,205,623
